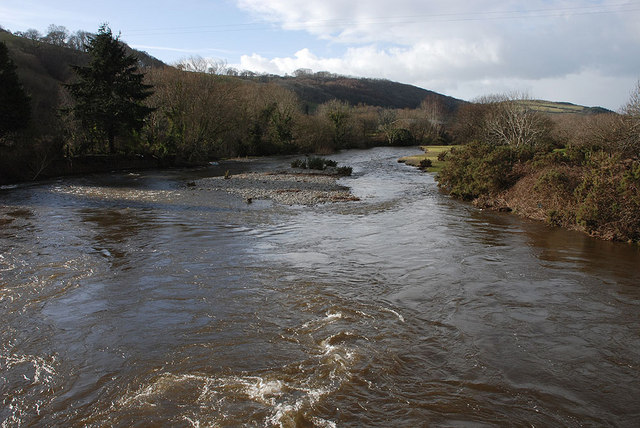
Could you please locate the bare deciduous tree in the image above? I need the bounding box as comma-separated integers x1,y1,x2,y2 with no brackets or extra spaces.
175,55,208,73
44,24,69,46
420,94,445,129
620,80,640,158
175,55,228,74
478,92,551,148
294,68,313,77
17,28,42,42
67,31,92,51
413,94,447,143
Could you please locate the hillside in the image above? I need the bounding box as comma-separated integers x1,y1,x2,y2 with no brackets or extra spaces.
0,30,165,114
1,31,80,134
3,28,610,123
1,29,166,137
250,73,465,114
0,28,165,70
246,74,613,118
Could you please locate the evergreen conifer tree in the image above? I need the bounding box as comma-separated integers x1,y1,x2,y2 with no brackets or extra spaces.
66,24,154,153
0,41,31,137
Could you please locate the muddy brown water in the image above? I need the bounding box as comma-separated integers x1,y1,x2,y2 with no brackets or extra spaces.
1,147,639,427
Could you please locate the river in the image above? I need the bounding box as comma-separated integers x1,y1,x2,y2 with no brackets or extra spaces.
1,147,639,427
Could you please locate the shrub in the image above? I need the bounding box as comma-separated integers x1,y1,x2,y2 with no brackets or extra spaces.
533,149,567,167
564,144,600,166
388,128,414,146
306,156,326,170
575,153,640,242
534,169,573,194
418,159,432,169
291,156,342,171
336,166,352,176
529,166,580,228
437,141,519,200
291,158,306,169
546,209,565,227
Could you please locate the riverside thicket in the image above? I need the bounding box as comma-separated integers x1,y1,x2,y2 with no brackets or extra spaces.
437,90,640,243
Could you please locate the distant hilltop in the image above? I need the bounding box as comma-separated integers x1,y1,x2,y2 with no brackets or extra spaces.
236,71,612,116
249,72,464,114
515,99,612,115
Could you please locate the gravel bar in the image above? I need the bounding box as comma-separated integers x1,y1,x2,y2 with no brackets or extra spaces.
198,172,359,205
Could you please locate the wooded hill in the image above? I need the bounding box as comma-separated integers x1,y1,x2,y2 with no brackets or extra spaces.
250,73,464,114
0,26,619,185
2,27,610,121
0,29,163,137
1,27,460,113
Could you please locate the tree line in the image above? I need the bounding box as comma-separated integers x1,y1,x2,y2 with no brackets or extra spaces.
1,24,452,183
12,24,91,51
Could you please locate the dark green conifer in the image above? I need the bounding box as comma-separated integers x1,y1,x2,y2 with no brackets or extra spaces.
66,24,154,153
0,41,31,136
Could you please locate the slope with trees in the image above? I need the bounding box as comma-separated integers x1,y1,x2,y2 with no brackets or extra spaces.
65,24,155,155
250,72,464,114
0,41,30,138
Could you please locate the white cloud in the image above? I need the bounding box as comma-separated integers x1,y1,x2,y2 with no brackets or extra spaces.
235,0,640,108
238,39,502,79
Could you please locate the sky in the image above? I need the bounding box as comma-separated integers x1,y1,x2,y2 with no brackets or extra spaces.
2,0,640,110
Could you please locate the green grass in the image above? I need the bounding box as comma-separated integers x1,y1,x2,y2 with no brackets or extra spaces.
520,100,584,113
515,100,611,115
398,145,459,173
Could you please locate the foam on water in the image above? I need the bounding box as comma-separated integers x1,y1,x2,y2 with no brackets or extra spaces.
267,389,329,427
380,306,405,323
0,254,16,273
111,370,342,427
106,320,364,427
243,378,285,404
0,349,58,424
301,310,343,330
0,351,57,386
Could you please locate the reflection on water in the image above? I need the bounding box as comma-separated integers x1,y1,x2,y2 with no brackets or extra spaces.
1,147,639,427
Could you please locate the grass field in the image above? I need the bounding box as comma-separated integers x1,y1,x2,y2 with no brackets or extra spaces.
398,146,459,173
516,100,611,114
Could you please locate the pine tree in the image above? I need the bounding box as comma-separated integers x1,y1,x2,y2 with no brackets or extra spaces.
66,24,154,154
0,41,31,137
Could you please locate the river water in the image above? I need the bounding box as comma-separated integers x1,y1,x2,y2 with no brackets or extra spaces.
1,147,639,427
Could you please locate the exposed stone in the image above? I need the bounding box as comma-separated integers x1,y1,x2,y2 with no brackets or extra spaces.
198,172,359,205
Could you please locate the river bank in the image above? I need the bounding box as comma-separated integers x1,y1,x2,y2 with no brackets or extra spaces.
426,142,640,244
397,145,456,173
